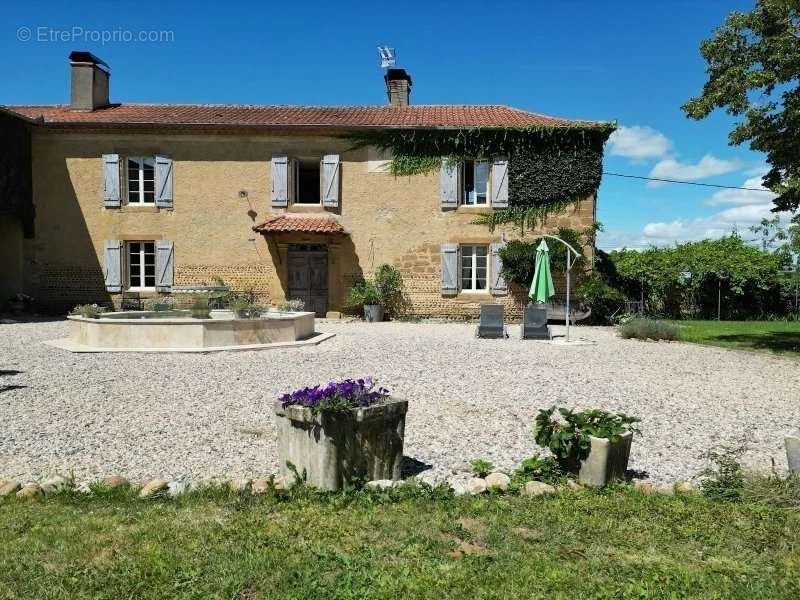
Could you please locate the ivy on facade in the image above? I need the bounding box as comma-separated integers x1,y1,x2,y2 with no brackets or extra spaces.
348,124,615,230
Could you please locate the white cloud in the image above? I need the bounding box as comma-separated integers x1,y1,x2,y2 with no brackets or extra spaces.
598,176,788,249
706,176,776,206
647,155,740,187
607,126,673,161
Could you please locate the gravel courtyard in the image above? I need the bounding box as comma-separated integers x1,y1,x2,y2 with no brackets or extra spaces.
2,319,799,485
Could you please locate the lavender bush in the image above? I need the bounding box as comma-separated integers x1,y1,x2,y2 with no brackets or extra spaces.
279,377,390,413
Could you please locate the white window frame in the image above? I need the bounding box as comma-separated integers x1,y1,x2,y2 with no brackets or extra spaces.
126,156,156,205
460,244,489,292
126,240,156,290
462,159,490,206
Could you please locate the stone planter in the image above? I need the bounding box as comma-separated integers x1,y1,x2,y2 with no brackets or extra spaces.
573,432,633,487
786,429,800,475
363,304,384,322
273,398,408,491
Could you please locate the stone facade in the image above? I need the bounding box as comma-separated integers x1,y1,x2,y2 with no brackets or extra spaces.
21,126,596,316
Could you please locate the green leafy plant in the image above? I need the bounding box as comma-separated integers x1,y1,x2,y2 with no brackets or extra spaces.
373,264,404,316
69,304,106,318
700,446,746,502
278,299,306,312
534,406,640,473
471,459,495,478
514,455,563,484
577,275,624,324
191,295,211,319
345,281,381,310
144,297,176,312
617,318,680,341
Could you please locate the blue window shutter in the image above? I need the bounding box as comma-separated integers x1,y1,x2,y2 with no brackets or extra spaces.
490,242,507,295
103,240,123,292
492,156,509,208
155,240,174,292
441,243,459,295
155,155,174,208
440,158,458,209
102,154,121,207
322,154,340,207
272,154,289,207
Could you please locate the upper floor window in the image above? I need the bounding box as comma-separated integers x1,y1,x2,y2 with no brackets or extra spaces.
293,158,321,205
127,241,156,289
461,244,488,292
127,157,155,204
463,159,489,205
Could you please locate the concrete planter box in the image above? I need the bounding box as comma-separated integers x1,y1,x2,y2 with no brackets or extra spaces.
574,432,633,487
273,398,408,491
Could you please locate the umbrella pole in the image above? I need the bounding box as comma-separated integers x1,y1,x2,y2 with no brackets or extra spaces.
565,252,570,343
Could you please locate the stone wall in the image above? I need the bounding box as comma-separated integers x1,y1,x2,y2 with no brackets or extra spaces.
24,127,596,315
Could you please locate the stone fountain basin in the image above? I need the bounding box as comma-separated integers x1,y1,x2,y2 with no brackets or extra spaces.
67,310,316,350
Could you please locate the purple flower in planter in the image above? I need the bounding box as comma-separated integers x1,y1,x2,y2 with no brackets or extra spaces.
280,377,390,412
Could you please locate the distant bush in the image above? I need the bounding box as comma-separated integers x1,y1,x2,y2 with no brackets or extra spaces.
617,318,680,341
578,274,623,324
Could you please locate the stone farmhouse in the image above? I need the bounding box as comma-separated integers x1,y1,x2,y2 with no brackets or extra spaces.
0,52,611,317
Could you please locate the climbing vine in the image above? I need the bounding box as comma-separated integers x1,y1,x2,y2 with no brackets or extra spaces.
348,124,615,230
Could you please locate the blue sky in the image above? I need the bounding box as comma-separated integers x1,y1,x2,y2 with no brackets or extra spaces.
2,0,780,248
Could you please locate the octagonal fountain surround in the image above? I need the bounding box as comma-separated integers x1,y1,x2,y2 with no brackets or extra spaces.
62,310,326,352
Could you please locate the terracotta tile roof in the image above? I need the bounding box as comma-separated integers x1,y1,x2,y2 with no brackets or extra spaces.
253,214,346,234
3,103,605,129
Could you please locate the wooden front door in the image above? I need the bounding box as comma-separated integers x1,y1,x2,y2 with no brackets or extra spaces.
287,244,328,317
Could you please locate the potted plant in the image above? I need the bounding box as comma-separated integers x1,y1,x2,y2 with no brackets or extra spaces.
534,406,640,487
145,297,176,312
273,377,408,491
229,293,252,319
277,299,305,313
345,264,404,323
190,295,212,319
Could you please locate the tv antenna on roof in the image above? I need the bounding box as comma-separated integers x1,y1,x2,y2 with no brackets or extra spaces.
378,46,396,69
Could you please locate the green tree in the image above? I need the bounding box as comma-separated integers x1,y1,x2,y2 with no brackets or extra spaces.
682,0,800,217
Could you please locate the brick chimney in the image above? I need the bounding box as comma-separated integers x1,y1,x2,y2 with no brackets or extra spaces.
69,51,110,111
384,68,412,106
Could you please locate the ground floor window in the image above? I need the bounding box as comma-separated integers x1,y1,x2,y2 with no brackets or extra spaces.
461,244,488,291
128,241,156,289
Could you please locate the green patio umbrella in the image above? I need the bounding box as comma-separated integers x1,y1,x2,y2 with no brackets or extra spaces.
529,239,556,304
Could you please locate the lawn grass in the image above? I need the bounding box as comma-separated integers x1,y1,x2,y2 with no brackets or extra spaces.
675,320,800,357
1,485,799,599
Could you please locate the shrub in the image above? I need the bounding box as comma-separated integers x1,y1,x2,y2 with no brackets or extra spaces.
534,406,640,473
577,274,624,324
278,299,306,312
69,304,106,318
617,318,681,341
191,295,211,319
471,459,495,478
514,455,562,484
279,377,390,414
144,297,176,312
345,281,382,310
374,264,404,315
345,264,405,316
700,446,745,502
